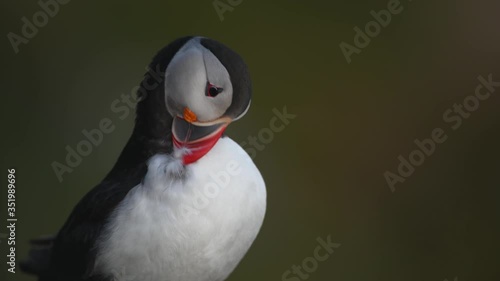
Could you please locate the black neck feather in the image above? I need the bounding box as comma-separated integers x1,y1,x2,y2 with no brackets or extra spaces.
106,36,194,178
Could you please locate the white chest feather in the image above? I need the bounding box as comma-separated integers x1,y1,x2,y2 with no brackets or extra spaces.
94,138,266,281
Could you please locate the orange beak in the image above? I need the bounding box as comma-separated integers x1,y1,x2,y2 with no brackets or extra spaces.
183,107,197,123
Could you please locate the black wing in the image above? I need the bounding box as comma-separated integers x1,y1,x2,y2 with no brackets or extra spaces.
19,164,146,281
50,163,147,281
21,36,193,281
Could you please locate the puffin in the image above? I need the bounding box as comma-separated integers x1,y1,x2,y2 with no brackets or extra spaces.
21,36,267,281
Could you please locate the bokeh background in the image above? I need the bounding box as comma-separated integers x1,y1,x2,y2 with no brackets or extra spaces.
1,0,500,280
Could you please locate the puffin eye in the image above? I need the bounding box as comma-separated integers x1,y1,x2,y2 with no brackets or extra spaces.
206,82,223,97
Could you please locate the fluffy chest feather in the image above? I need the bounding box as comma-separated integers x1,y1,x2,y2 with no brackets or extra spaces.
94,138,266,281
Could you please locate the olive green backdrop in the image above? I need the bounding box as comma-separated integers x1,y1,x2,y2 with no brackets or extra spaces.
1,0,500,280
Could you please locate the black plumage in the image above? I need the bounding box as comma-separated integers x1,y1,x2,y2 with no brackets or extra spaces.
21,36,193,281
21,36,252,281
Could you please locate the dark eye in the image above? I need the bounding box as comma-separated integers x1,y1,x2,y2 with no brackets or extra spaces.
206,82,223,97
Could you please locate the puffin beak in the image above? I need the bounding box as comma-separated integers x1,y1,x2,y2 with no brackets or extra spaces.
183,107,198,123
172,107,231,149
172,108,231,164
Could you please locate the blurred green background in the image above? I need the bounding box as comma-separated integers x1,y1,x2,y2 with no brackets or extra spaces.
1,0,500,280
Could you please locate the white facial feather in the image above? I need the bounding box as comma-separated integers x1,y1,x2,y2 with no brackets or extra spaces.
164,37,233,122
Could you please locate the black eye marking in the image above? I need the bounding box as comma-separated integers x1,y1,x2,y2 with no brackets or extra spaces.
206,82,223,97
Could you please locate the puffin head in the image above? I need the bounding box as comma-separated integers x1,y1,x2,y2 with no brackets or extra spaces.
148,37,252,164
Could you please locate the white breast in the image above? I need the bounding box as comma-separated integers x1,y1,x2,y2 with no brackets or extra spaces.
93,137,267,281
